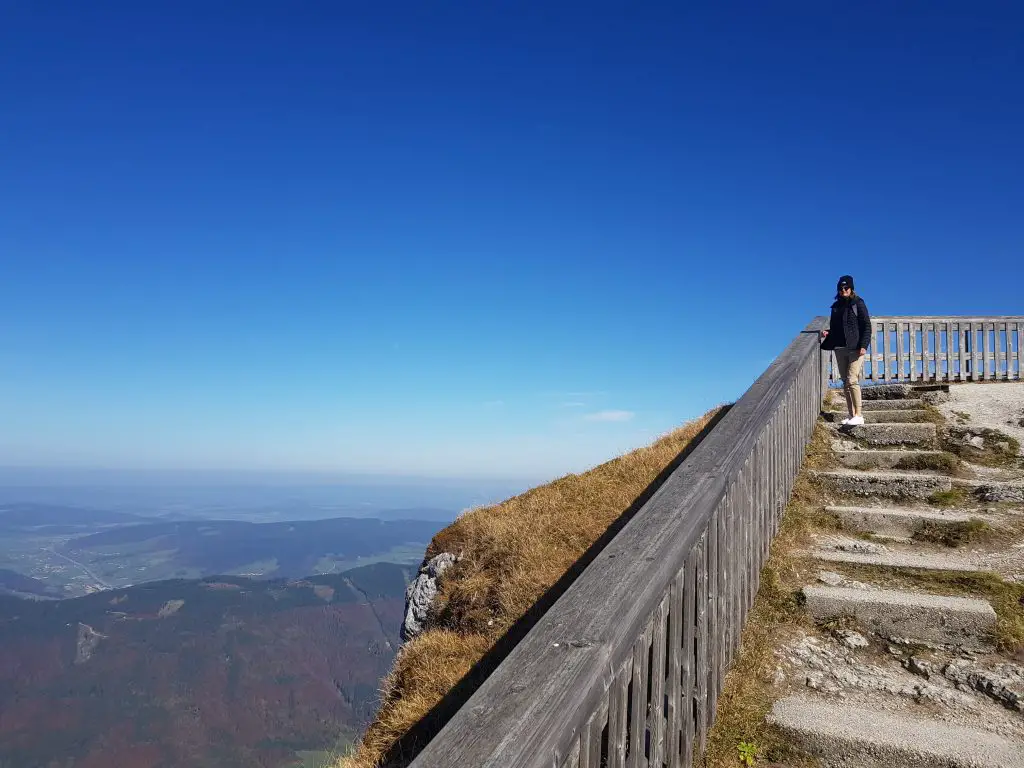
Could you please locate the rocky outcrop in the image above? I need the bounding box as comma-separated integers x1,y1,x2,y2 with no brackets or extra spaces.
402,553,457,641
74,622,106,664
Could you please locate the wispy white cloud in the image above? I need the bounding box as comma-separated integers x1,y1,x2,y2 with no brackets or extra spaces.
584,410,635,422
560,401,586,408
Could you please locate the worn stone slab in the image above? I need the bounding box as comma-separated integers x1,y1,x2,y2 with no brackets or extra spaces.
768,696,1024,767
810,547,983,573
825,505,984,538
833,450,950,470
802,585,996,647
861,399,926,411
825,410,932,424
861,409,932,424
971,481,1024,504
847,423,937,447
861,384,915,400
813,469,951,499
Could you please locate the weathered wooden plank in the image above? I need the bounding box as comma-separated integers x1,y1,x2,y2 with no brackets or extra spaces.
628,617,652,768
1017,322,1023,380
607,659,629,768
929,322,938,380
909,321,919,381
896,321,906,380
728,486,740,662
648,595,668,767
680,545,698,768
983,322,993,380
957,322,967,382
941,320,951,381
590,694,610,768
707,507,721,724
997,321,1009,380
749,460,759,609
561,734,582,768
665,568,684,766
1007,321,1015,379
869,322,879,381
927,322,937,380
694,531,709,755
880,321,890,381
578,712,593,768
967,321,976,380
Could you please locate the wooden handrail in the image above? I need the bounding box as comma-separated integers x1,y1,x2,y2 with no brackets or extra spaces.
824,315,1024,384
408,318,828,768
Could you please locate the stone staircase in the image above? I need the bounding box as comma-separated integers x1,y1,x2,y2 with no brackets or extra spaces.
766,384,1024,767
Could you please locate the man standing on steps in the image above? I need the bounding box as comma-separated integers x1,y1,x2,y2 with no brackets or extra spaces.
820,275,872,426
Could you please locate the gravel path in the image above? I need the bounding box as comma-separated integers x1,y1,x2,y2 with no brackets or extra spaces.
937,383,1024,456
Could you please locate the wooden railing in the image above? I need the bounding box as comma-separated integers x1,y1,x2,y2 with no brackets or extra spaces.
825,316,1024,384
408,319,828,768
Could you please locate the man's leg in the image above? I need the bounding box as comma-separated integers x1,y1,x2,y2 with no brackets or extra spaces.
847,352,865,417
835,349,854,417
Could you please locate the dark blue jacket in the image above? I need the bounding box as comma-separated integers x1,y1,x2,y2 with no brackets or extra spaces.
821,296,871,351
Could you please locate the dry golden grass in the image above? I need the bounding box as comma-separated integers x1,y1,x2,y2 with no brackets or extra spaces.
339,408,722,768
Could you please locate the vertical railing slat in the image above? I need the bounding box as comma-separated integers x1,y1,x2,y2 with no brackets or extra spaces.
999,321,1009,380
665,568,684,767
896,321,905,380
680,544,698,768
909,321,919,381
1017,321,1023,380
958,322,968,382
694,529,709,755
870,321,880,382
944,320,953,382
628,617,652,768
608,659,630,768
648,595,667,767
882,321,891,381
982,322,992,381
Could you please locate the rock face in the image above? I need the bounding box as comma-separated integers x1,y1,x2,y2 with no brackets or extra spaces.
942,661,1024,713
402,553,457,641
74,622,106,664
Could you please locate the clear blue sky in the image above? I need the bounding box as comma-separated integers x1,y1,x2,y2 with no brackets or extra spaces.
2,2,1021,479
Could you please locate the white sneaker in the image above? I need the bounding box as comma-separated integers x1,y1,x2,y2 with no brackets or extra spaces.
847,415,865,426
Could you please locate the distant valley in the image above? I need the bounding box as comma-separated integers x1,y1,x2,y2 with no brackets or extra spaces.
0,503,441,597
0,563,409,768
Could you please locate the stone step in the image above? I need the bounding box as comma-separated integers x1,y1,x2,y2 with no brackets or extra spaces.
861,398,926,411
813,469,951,500
825,505,987,538
847,422,937,447
834,449,955,471
810,545,984,573
968,480,1024,504
826,410,933,424
862,384,916,400
768,696,1024,768
801,584,996,647
863,409,932,424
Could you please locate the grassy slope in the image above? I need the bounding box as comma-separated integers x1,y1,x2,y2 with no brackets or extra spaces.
340,408,722,768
